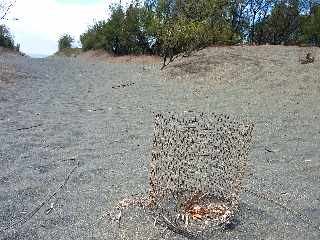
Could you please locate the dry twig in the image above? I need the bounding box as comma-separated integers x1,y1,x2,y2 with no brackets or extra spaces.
0,162,79,233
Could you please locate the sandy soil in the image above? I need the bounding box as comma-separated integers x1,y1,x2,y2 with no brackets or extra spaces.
0,46,319,240
73,50,161,65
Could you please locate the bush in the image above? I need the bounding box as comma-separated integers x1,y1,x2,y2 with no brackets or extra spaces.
0,24,14,49
80,3,155,55
78,0,320,68
301,6,320,46
80,21,109,51
58,34,74,51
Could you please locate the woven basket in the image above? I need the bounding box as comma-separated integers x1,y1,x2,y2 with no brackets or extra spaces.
149,112,254,232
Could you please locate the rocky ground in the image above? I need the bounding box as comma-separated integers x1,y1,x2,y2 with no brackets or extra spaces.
0,45,319,239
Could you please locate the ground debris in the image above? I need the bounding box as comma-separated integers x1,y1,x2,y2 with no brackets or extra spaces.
16,123,42,131
300,53,315,64
112,82,135,89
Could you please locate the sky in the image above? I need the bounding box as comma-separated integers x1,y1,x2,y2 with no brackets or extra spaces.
4,0,129,56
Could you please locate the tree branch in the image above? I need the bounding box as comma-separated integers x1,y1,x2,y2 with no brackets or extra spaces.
0,0,16,21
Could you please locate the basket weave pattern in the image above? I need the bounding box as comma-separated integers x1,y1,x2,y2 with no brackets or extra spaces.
149,112,254,230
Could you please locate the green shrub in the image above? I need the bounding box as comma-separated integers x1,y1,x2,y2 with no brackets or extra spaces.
155,0,234,67
77,0,320,67
58,34,74,51
80,3,155,55
0,24,14,49
80,21,108,51
301,6,320,46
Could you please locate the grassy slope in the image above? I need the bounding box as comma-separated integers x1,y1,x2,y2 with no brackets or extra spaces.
53,48,83,57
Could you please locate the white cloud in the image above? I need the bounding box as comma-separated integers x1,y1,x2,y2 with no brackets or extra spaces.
5,0,128,56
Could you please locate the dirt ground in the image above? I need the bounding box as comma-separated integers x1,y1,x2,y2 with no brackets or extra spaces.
60,49,161,65
0,45,319,239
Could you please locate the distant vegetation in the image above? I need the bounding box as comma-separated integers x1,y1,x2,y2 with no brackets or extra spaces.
79,0,320,67
58,34,74,51
0,0,19,51
54,47,82,57
0,24,14,49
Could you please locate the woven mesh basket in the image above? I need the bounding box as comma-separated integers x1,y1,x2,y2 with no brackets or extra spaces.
148,112,254,233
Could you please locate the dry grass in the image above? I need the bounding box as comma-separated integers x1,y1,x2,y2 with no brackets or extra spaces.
54,48,82,57
76,50,161,64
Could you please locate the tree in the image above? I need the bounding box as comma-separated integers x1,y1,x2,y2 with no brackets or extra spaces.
301,3,320,45
254,0,301,44
80,1,156,55
0,24,14,48
154,0,233,68
244,0,274,43
228,0,250,41
105,2,125,54
0,1,19,50
300,0,320,15
140,2,159,53
58,34,74,51
78,0,320,66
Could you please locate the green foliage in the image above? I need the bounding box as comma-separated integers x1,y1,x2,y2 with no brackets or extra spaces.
80,2,155,55
254,1,301,45
78,0,320,66
155,0,234,65
156,18,209,59
0,24,14,49
58,34,74,51
54,48,82,57
301,6,320,45
252,1,320,46
80,21,108,51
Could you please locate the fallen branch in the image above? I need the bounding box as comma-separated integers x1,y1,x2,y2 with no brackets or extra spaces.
112,82,135,89
0,1,16,21
0,162,79,233
264,147,275,153
300,53,315,64
16,123,42,131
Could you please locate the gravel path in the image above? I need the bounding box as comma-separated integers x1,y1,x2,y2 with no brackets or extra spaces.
0,46,319,239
